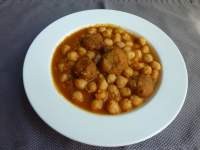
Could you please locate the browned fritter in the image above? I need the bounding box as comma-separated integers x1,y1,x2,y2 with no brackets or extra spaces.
73,56,98,80
100,48,128,75
81,33,104,50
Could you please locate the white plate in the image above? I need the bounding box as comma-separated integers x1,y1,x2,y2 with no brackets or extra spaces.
23,9,188,147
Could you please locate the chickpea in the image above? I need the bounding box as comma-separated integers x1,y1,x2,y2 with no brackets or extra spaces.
142,45,150,53
95,90,108,101
102,31,108,37
91,99,104,110
108,84,120,101
99,78,108,90
127,51,135,60
132,70,139,77
102,29,112,38
116,75,128,88
114,33,121,43
67,51,79,61
107,74,117,84
151,61,161,70
116,42,125,48
124,67,134,77
58,63,65,72
74,79,87,90
107,100,121,114
60,73,68,82
107,28,113,34
152,70,159,80
104,38,113,46
87,51,96,59
120,87,131,97
139,37,146,46
122,33,131,41
62,44,71,55
135,50,142,60
78,47,87,56
143,54,154,63
115,28,124,34
99,27,106,32
131,95,143,106
120,99,132,112
87,82,97,93
132,62,145,70
134,43,140,49
98,73,105,80
137,63,145,69
126,41,133,47
128,60,134,65
72,91,84,102
143,65,152,75
123,46,132,52
88,28,97,34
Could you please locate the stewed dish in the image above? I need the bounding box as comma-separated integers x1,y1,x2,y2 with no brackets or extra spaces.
51,24,161,115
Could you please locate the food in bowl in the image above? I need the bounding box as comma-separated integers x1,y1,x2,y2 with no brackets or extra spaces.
51,24,162,115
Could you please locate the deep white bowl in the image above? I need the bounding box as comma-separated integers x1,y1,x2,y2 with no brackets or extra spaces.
23,9,188,147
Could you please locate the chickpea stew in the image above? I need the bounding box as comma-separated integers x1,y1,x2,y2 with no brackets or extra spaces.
51,24,162,115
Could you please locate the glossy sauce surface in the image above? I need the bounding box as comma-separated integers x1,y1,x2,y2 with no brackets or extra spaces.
51,24,162,115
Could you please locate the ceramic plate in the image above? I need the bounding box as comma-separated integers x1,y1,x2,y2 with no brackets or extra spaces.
23,9,188,147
